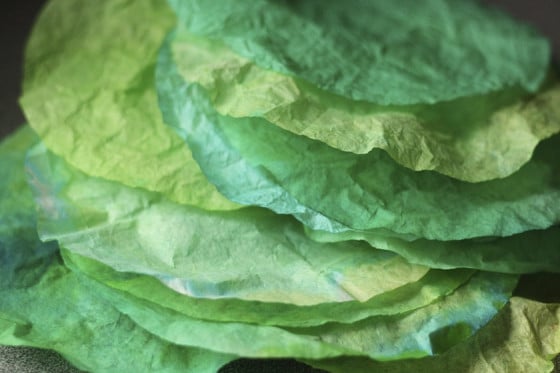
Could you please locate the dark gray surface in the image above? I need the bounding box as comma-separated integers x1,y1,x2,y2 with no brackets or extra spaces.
1,1,559,372
0,0,46,137
0,347,81,373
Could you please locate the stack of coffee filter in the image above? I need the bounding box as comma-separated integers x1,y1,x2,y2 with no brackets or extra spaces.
1,0,559,372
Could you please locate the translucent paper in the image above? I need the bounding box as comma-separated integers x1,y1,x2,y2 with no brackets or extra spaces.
64,251,473,327
306,226,560,273
5,0,559,371
169,28,560,182
19,0,237,211
72,260,515,361
0,127,234,373
0,128,516,366
305,298,560,373
157,39,560,241
169,0,550,105
27,144,430,305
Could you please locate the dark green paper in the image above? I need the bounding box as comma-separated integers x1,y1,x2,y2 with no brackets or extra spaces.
170,0,550,105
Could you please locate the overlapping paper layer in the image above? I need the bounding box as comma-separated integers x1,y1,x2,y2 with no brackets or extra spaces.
169,0,550,104
157,37,560,242
169,28,560,182
2,0,559,372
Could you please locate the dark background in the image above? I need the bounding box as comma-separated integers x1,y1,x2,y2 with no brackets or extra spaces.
1,1,559,372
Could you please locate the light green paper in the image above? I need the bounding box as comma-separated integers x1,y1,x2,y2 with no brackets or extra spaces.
157,38,560,241
0,126,38,235
20,0,238,211
170,28,560,182
306,226,560,274
292,271,517,361
0,128,351,367
63,249,474,327
305,298,560,373
22,141,515,360
0,127,361,368
169,0,550,105
65,266,357,360
0,126,235,373
68,251,515,361
27,144,429,306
